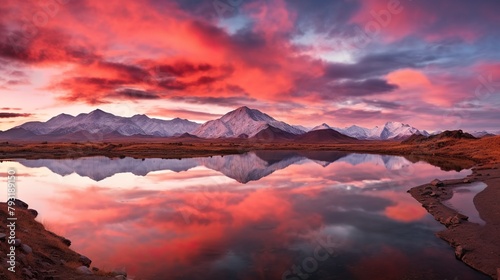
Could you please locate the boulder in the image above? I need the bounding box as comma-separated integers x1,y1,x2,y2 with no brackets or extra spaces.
112,268,128,277
28,209,39,218
455,245,465,259
13,199,29,209
60,237,71,246
79,255,92,267
422,190,432,195
430,179,444,187
21,244,32,254
76,265,93,275
13,239,22,247
444,214,466,226
451,215,461,225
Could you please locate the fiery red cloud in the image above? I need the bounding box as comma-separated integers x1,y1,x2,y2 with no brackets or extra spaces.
0,0,499,131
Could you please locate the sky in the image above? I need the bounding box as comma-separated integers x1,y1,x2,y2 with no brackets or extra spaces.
0,0,499,132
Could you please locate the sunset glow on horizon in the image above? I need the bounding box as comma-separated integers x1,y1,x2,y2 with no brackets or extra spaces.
1,0,499,131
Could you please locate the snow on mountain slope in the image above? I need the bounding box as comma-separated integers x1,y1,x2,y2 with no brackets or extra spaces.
313,122,426,140
6,107,441,141
293,125,311,132
193,106,305,138
15,109,200,137
380,122,420,140
130,115,200,136
343,125,372,139
49,109,146,136
19,113,75,135
469,131,496,138
311,123,333,131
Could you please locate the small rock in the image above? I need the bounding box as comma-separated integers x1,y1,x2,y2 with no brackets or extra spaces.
76,265,93,275
463,178,471,183
60,259,67,265
0,233,6,241
28,209,38,218
21,244,32,254
92,267,99,272
22,268,34,278
430,192,439,197
112,268,127,277
455,245,465,259
79,255,92,267
431,179,444,187
451,215,461,225
60,237,71,246
11,199,29,209
13,239,22,247
422,190,432,195
456,213,469,221
115,276,127,280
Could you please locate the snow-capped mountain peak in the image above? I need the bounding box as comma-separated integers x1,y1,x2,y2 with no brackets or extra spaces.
193,106,305,138
327,122,426,140
311,123,332,131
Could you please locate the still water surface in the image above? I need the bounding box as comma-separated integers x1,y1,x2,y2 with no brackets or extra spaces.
1,151,489,280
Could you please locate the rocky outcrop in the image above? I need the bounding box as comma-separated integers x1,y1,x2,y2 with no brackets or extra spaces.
0,200,115,280
408,165,500,279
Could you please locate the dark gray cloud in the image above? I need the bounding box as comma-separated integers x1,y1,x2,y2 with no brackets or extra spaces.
0,112,31,118
324,51,435,80
169,95,257,106
110,89,160,100
328,79,398,96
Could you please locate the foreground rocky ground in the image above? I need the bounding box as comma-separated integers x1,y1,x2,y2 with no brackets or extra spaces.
0,200,127,280
409,163,500,279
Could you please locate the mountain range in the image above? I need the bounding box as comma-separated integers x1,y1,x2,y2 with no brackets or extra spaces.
311,122,430,140
0,106,495,141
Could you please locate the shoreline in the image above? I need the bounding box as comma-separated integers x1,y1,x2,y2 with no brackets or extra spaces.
0,141,481,168
0,200,125,279
408,163,500,279
1,136,499,278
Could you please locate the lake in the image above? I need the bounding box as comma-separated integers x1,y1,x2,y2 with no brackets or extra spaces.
1,151,488,280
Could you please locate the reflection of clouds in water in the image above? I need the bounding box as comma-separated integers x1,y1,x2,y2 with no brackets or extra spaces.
5,153,486,280
442,182,487,225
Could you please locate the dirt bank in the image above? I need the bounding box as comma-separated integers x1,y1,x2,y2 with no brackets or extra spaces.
0,200,124,280
408,163,500,279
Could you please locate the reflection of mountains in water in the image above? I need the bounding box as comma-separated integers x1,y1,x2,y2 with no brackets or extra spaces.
15,151,413,183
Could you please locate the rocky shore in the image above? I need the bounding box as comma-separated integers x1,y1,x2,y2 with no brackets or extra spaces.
0,200,127,280
408,163,500,279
